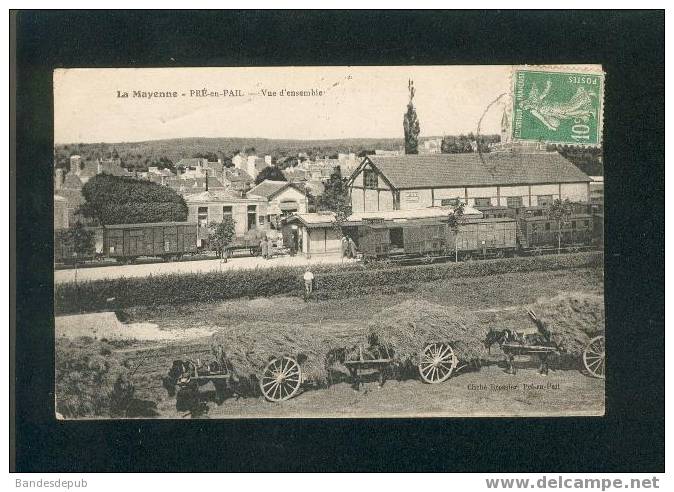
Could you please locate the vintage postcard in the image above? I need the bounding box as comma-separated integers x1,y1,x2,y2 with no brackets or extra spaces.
53,65,605,419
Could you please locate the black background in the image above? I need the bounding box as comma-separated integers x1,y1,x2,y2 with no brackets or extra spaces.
12,10,664,472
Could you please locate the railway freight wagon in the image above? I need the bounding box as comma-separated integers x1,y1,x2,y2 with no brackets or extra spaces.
518,214,594,252
103,222,198,263
358,217,517,260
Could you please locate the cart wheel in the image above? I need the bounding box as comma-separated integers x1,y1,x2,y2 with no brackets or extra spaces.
583,335,605,379
259,356,302,402
418,343,458,384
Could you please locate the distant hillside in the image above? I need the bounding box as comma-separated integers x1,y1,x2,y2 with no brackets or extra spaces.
54,137,406,171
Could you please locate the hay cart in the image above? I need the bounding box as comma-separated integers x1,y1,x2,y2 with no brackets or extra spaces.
485,310,605,379
165,349,307,405
341,345,395,390
582,333,605,379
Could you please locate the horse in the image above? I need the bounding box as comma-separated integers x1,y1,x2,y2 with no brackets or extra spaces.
483,328,558,375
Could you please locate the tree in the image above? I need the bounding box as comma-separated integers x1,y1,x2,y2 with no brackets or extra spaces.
446,202,466,261
80,174,187,225
318,166,352,234
548,198,573,254
403,79,421,154
56,221,95,264
209,217,236,257
255,166,287,185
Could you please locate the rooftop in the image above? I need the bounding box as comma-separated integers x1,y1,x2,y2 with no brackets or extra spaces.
247,180,306,200
359,152,591,189
183,189,265,203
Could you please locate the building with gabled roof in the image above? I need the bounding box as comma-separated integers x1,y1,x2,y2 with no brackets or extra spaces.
347,152,591,213
247,179,309,219
183,189,269,239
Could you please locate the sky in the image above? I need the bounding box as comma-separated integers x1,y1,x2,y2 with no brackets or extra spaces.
54,66,513,144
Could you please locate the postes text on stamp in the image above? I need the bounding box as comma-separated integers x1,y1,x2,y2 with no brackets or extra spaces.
512,68,604,146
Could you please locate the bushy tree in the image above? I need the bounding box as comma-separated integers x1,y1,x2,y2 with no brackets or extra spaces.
403,80,421,154
209,217,236,256
55,221,95,263
548,198,574,254
81,174,187,225
318,166,352,233
255,166,287,185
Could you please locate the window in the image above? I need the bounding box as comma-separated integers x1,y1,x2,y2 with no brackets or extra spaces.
363,169,378,189
584,220,590,228
223,206,232,217
571,221,577,229
197,206,208,227
474,197,491,208
537,195,554,207
506,196,523,208
247,205,257,231
545,222,551,231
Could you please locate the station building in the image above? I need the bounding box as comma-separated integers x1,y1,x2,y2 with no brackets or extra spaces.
347,153,591,213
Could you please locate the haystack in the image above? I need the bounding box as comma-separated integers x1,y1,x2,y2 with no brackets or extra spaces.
55,337,129,418
211,322,364,383
367,300,489,364
532,293,605,356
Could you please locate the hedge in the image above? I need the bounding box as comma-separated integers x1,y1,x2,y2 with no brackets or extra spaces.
54,251,603,314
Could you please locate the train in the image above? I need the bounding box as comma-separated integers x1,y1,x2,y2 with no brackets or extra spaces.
354,204,603,262
54,221,284,265
54,204,603,265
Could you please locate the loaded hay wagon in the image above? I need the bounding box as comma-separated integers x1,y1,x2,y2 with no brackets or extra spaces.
160,295,605,413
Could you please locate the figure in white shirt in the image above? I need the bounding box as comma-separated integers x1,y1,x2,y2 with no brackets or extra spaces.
303,269,314,295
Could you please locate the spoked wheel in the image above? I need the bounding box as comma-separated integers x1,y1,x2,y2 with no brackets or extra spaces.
259,356,302,402
583,335,605,379
418,343,458,384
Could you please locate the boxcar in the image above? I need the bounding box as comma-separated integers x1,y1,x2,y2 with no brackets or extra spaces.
103,222,198,263
448,217,517,258
519,213,594,252
358,217,517,260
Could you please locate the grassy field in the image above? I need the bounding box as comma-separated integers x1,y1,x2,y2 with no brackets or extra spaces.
100,266,604,418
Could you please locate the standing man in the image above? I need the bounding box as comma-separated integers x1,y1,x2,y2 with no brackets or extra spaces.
303,269,315,296
340,236,348,259
260,236,268,260
348,236,357,259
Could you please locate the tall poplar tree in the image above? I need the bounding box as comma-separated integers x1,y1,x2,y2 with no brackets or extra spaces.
403,79,421,154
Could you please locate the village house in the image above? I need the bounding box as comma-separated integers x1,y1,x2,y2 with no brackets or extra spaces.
176,157,224,179
164,175,225,195
222,168,254,193
246,179,310,228
182,189,270,243
347,153,591,213
232,153,271,181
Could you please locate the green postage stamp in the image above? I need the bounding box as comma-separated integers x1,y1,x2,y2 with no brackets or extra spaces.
512,67,604,146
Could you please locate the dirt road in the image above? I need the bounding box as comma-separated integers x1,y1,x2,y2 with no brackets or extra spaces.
147,364,604,418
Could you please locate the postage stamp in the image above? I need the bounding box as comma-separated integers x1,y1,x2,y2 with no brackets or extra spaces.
512,68,604,146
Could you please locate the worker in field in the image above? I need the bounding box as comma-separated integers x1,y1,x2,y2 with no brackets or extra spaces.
303,269,314,295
